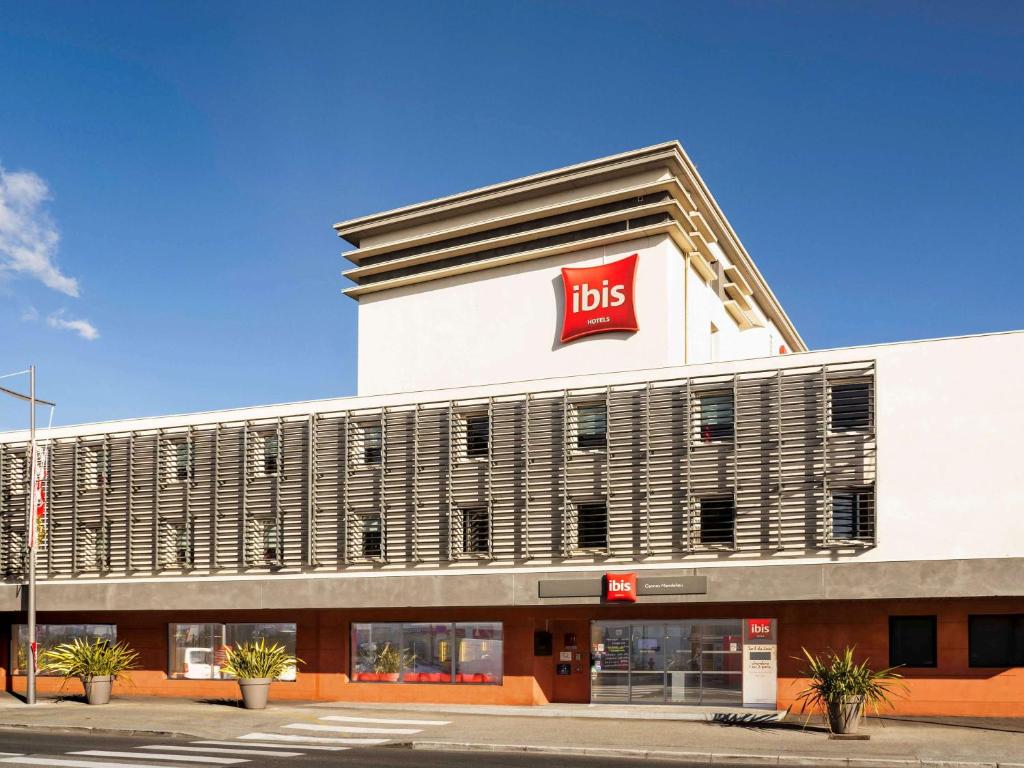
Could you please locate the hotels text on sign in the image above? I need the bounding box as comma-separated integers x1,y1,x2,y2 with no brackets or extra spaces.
605,572,638,602
559,253,639,343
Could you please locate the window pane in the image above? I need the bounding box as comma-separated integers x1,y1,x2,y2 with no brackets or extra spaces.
13,624,116,676
262,434,279,475
969,615,1024,668
831,382,871,432
225,623,298,681
455,622,503,684
351,623,406,682
831,489,874,541
889,616,937,667
576,404,607,450
699,497,735,546
465,415,489,459
699,393,734,442
462,508,490,555
364,424,382,465
402,623,453,683
168,623,226,680
577,501,607,550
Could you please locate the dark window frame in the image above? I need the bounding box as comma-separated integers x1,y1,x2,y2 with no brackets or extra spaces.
969,614,1024,668
889,615,937,668
697,391,734,443
698,495,735,547
461,506,490,555
574,402,607,451
830,380,872,433
576,500,608,551
830,487,875,542
464,414,490,460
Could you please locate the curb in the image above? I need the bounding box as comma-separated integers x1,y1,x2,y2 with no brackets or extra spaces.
402,740,1024,768
0,723,195,740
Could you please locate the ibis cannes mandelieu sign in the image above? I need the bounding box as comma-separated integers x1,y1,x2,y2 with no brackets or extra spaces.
560,253,639,343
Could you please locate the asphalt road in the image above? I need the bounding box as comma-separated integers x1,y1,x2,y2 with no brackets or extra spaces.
0,729,705,768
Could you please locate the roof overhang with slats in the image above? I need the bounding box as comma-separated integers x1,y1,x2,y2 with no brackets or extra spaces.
335,141,806,353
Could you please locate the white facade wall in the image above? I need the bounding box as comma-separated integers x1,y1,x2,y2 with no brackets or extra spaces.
357,235,784,395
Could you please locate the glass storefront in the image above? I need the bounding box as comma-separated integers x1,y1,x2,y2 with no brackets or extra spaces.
591,620,743,705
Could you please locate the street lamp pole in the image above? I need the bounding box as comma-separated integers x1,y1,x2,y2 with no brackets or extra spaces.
27,365,36,706
0,365,55,706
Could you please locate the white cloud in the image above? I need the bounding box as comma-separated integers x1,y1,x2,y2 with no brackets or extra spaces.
0,165,80,296
20,305,38,322
47,309,99,341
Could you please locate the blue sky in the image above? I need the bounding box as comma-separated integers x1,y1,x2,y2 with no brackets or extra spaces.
1,1,1022,429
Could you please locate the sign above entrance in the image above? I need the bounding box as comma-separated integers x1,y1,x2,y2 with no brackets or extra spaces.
538,573,707,599
604,573,637,602
559,253,639,343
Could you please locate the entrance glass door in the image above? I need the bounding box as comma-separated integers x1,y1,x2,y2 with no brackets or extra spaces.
590,620,744,705
590,624,630,703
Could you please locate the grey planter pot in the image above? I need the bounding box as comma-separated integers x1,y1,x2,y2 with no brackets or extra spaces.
82,675,113,705
827,696,864,734
238,678,272,710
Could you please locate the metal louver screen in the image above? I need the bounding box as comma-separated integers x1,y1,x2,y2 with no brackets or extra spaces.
0,361,876,580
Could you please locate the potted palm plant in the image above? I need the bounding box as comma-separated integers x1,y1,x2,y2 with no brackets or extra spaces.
794,646,905,734
39,637,139,705
373,643,415,682
221,638,302,709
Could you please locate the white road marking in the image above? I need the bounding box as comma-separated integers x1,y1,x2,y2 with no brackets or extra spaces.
319,715,450,726
285,722,420,735
1,759,192,768
193,742,347,753
70,752,245,765
138,746,301,758
238,732,387,746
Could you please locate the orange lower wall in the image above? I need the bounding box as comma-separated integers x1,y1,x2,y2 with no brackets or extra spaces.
4,597,1022,716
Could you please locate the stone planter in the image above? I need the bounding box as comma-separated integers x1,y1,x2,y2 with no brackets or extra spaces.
237,677,272,710
827,696,864,734
82,675,112,705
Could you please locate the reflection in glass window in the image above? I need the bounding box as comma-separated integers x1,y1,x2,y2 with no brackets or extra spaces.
167,622,297,680
350,622,502,684
575,403,607,450
12,624,116,675
698,392,734,442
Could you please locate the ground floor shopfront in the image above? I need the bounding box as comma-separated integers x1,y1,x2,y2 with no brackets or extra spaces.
2,596,1023,716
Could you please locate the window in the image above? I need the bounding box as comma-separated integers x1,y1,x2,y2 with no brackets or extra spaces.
353,420,382,465
159,521,191,567
574,403,606,450
830,381,872,432
168,440,191,482
464,414,489,460
698,391,734,442
80,445,109,489
576,501,608,551
351,622,502,684
261,433,279,476
350,513,383,560
245,518,279,565
12,624,116,675
699,496,735,547
168,622,297,680
830,488,875,542
460,507,490,556
969,615,1024,668
889,616,937,668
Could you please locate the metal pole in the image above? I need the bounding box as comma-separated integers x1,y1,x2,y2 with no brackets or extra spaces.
27,365,36,706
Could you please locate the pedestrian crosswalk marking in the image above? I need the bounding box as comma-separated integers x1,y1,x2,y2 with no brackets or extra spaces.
138,746,301,758
238,732,387,746
70,752,245,765
194,741,347,753
319,715,450,726
1,758,192,768
285,722,421,735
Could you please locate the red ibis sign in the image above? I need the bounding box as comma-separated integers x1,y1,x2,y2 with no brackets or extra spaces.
605,572,637,602
560,253,639,343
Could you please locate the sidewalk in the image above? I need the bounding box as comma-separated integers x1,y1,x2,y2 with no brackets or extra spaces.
0,693,1021,767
